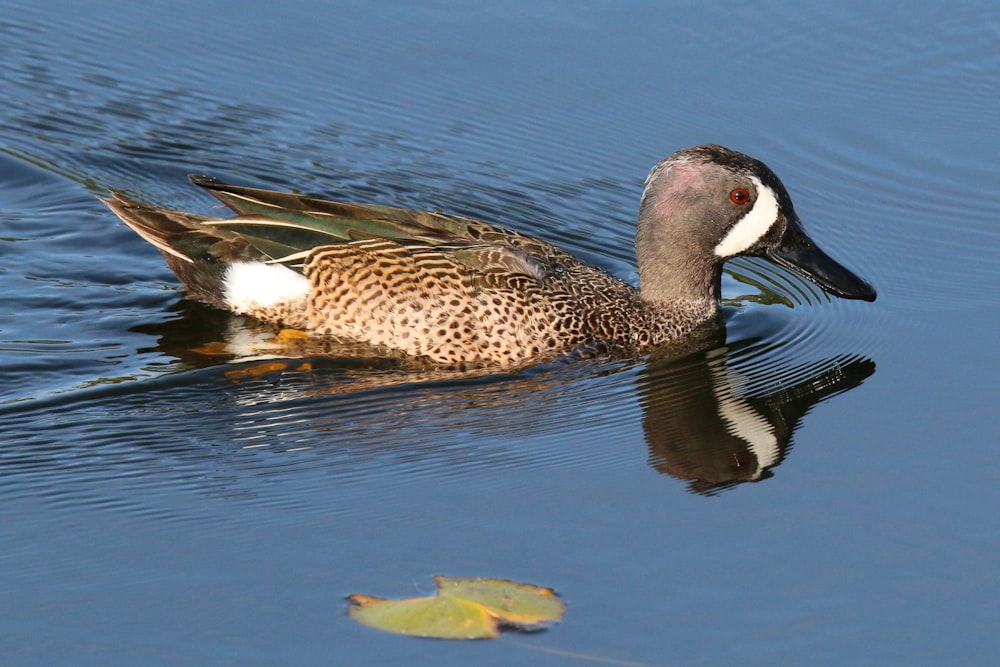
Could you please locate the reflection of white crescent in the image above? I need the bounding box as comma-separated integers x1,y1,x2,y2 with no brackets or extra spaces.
708,351,780,478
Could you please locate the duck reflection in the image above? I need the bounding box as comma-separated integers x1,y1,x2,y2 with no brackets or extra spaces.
639,340,874,494
134,300,875,494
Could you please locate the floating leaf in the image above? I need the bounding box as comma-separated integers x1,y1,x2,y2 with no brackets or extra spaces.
347,594,499,639
434,576,566,627
347,577,566,640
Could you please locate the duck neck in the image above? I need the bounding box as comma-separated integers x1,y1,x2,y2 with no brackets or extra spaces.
638,255,722,308
635,208,723,312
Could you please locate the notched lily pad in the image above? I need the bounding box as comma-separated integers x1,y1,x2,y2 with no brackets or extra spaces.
434,576,566,627
347,576,565,640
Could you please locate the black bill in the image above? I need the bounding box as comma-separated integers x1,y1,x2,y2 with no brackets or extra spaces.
764,216,877,302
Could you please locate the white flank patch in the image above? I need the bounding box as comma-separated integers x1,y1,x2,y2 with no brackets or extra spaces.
713,176,780,258
223,261,310,312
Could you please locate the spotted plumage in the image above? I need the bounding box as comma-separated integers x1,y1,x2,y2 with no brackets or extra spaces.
103,145,875,367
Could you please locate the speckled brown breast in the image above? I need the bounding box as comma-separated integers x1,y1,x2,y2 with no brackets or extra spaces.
282,237,710,366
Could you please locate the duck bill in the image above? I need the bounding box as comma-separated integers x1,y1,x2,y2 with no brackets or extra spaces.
765,217,877,302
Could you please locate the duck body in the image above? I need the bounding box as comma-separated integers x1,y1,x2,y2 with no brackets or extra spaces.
104,145,875,367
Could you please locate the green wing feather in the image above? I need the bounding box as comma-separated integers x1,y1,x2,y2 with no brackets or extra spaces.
189,175,507,243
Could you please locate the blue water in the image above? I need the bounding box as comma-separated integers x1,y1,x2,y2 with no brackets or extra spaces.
1,1,997,665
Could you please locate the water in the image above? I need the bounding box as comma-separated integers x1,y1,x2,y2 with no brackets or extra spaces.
1,1,997,665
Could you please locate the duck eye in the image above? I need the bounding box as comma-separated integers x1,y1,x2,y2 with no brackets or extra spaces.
730,188,750,205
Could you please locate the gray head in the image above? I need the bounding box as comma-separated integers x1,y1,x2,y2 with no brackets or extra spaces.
636,144,876,307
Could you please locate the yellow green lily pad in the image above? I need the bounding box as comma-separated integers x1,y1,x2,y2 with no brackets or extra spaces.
347,576,565,639
348,594,499,639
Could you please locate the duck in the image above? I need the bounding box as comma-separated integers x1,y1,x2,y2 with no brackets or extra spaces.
103,145,876,367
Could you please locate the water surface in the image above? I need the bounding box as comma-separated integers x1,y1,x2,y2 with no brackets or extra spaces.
1,1,997,665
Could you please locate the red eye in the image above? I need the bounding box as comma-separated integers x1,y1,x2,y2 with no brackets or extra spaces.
730,188,750,205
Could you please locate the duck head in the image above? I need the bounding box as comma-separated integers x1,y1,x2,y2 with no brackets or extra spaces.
636,144,877,307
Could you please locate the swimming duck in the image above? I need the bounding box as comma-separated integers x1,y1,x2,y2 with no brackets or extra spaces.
103,145,876,366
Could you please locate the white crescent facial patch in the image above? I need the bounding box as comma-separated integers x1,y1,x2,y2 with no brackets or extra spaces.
714,176,780,258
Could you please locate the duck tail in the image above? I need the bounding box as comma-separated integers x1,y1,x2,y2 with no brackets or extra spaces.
102,192,251,307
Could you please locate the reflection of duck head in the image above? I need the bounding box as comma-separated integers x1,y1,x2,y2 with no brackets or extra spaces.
638,339,875,494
